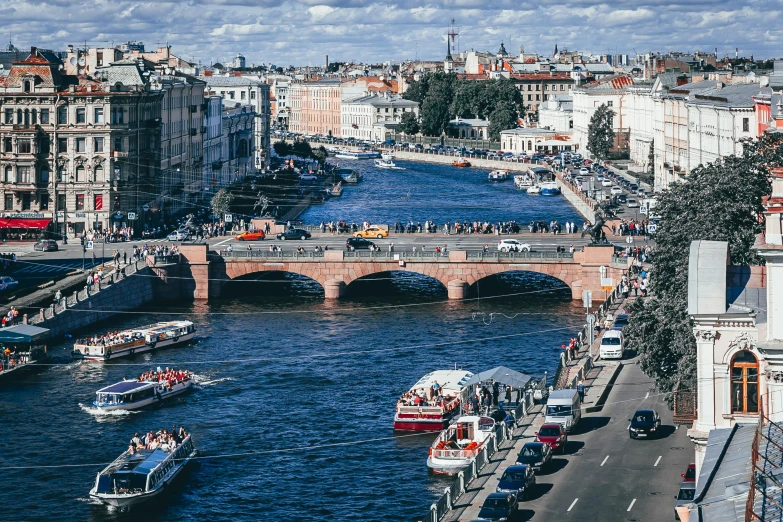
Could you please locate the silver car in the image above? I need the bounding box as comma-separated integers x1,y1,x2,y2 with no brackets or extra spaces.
674,481,696,520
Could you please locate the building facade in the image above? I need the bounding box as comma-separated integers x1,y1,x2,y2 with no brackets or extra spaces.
0,48,163,238
219,105,255,188
500,128,576,155
340,94,418,141
202,76,271,170
202,96,223,196
511,73,574,115
288,79,342,137
572,75,633,156
538,94,573,133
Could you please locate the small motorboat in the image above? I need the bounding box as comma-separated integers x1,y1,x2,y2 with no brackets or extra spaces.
381,151,394,161
89,431,197,508
374,158,404,170
488,170,509,182
342,170,363,183
452,159,471,168
427,416,497,475
527,185,541,195
394,369,474,431
329,183,344,197
540,181,561,195
514,175,534,189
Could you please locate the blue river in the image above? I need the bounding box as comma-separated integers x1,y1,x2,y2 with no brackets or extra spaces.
0,160,587,521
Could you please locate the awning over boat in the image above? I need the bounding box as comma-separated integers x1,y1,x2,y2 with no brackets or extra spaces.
0,324,50,343
463,366,533,389
0,218,51,229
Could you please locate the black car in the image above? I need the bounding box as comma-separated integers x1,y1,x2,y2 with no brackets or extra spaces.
612,313,630,331
346,237,375,250
496,464,536,500
33,239,58,252
477,492,518,521
515,441,552,471
276,228,311,241
629,409,662,439
617,194,628,203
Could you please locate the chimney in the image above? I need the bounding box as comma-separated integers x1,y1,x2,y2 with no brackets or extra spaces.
325,55,329,70
736,47,739,59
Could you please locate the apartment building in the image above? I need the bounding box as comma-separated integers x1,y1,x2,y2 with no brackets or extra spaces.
288,79,342,137
511,73,574,115
571,75,633,155
340,94,418,141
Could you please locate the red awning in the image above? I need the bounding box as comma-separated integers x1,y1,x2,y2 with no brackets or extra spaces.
0,218,51,229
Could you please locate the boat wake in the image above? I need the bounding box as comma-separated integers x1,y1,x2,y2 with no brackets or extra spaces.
75,497,103,505
194,376,235,386
79,404,138,417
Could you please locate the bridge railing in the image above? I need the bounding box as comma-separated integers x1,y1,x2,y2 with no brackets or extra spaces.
219,250,326,260
216,249,575,261
466,251,574,261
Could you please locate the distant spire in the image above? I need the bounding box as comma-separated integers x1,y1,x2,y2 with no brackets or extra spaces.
445,32,452,61
554,42,558,56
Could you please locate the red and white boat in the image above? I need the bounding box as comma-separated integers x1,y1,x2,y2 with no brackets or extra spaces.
393,369,473,431
427,415,497,475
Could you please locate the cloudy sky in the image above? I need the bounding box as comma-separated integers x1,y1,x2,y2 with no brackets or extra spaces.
4,0,783,66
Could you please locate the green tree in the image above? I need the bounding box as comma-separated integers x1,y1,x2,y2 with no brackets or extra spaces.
587,103,615,160
312,145,328,164
210,188,234,218
487,101,518,140
398,111,420,135
291,140,314,158
624,135,778,399
273,140,290,157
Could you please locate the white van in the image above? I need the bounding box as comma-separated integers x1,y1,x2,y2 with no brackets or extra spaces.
599,330,624,359
545,389,582,432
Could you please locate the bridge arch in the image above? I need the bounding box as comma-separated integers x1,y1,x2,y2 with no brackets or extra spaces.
344,270,448,299
468,269,574,300
220,270,325,298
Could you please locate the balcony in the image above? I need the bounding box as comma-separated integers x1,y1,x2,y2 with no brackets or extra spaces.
189,128,198,136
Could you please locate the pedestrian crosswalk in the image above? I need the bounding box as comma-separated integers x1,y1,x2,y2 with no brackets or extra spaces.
14,260,95,274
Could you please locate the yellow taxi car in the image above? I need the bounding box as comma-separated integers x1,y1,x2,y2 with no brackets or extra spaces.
235,230,265,241
353,226,388,239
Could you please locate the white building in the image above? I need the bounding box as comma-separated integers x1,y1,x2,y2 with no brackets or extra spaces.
500,128,576,155
626,82,655,172
340,94,418,141
538,94,573,133
685,82,767,172
571,75,633,156
202,76,271,170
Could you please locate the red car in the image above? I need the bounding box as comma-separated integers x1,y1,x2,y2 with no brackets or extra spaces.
535,423,568,454
235,230,265,241
681,463,696,482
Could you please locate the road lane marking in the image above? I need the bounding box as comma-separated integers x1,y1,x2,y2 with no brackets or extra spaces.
215,238,233,246
654,455,662,467
627,499,636,511
567,498,578,512
644,391,649,400
600,455,609,466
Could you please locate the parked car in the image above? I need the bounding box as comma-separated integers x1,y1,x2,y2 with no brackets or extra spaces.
599,329,624,359
346,237,375,250
353,226,388,239
610,186,622,195
535,423,568,454
299,173,318,181
629,409,662,439
235,230,265,241
167,230,189,241
601,179,613,187
0,276,19,291
276,228,311,241
498,239,531,253
33,239,58,252
477,492,518,521
681,463,697,482
141,228,166,239
627,198,639,208
496,464,536,501
629,183,639,192
617,194,628,203
674,481,696,520
579,167,590,175
515,441,552,471
612,313,630,331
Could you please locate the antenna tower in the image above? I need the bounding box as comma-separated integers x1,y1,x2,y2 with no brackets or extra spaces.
447,18,460,58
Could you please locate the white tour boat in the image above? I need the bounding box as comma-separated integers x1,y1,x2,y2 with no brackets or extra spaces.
381,151,394,161
374,158,404,170
514,175,534,189
427,415,497,475
335,149,381,160
93,371,195,412
526,185,541,195
394,369,474,431
72,321,196,362
540,181,561,195
488,170,509,182
89,433,197,509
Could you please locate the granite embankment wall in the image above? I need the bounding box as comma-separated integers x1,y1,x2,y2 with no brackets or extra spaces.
27,263,161,338
391,150,533,172
553,172,598,223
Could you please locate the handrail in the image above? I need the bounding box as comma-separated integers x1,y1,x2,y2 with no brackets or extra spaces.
217,250,575,261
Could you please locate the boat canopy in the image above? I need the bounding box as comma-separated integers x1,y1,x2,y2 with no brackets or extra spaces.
97,381,153,394
463,366,533,389
0,324,50,344
411,369,474,396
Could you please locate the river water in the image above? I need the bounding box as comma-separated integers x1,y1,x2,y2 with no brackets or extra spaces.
1,160,587,522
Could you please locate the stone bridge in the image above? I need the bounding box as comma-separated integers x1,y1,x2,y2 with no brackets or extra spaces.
173,245,629,301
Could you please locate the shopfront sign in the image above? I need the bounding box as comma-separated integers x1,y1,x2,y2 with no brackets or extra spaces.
75,213,87,218
0,212,47,219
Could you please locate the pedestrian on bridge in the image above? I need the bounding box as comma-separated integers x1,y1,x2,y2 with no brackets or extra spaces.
577,380,585,402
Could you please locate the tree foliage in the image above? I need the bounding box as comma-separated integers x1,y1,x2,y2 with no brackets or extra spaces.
624,135,780,398
312,145,328,164
587,103,615,160
488,101,518,140
273,140,290,157
404,74,523,137
210,188,234,218
398,111,420,135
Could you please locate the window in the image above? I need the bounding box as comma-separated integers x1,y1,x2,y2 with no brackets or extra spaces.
40,193,49,210
40,166,49,184
18,139,31,154
21,193,30,210
527,85,532,91
3,166,11,183
17,166,31,183
94,165,103,182
4,108,12,124
76,138,86,153
94,107,104,123
743,118,750,132
3,137,11,153
536,84,540,91
114,136,122,152
76,108,86,124
3,193,12,210
528,94,532,101
229,92,235,100
560,85,565,91
31,109,37,124
23,80,31,93
39,135,50,155
241,91,246,100
94,137,104,153
251,91,256,99
40,109,49,124
58,137,68,153
75,165,85,182
76,194,85,210
536,95,540,101
731,351,759,413
57,106,67,124
607,101,614,107
57,194,65,211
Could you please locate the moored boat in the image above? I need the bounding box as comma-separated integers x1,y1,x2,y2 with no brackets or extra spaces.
452,159,471,168
72,321,196,362
394,369,474,431
381,151,394,161
0,325,50,383
540,181,561,195
335,149,380,160
427,416,496,475
89,430,197,508
514,175,534,189
342,170,363,183
94,369,195,412
526,185,541,195
374,158,404,169
488,170,509,182
329,182,344,197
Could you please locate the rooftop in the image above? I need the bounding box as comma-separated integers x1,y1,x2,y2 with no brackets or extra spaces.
687,83,769,108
